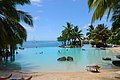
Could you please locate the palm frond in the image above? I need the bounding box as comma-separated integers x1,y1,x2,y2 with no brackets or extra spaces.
88,0,120,23
17,10,33,26
0,0,19,21
8,0,31,5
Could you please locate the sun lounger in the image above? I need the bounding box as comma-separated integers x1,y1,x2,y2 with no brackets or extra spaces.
86,65,101,72
0,74,12,80
10,76,32,80
17,76,32,80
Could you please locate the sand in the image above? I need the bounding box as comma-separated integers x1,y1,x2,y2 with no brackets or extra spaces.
107,47,120,53
0,69,120,80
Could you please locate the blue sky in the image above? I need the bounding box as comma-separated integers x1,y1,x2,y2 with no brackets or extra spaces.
18,0,112,41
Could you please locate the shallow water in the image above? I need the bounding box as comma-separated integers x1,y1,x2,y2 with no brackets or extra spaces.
0,41,119,72
13,44,119,72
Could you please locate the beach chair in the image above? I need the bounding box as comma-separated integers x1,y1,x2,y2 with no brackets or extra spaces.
10,76,32,80
0,74,12,80
17,76,32,80
86,65,101,72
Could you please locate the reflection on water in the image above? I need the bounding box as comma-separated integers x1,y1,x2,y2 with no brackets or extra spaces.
2,44,120,72
0,61,21,71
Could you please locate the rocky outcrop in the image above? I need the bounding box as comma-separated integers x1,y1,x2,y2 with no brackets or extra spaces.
67,56,73,61
116,55,120,59
57,57,66,61
102,57,111,61
112,60,120,67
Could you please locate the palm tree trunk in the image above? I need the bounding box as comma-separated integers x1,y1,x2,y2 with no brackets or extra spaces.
0,48,2,61
77,37,82,47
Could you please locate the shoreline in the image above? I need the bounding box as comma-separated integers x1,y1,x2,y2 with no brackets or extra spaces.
107,47,120,53
0,69,120,80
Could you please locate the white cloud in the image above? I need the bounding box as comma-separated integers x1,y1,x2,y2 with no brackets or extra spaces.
30,0,42,7
33,16,40,21
83,24,91,29
34,4,43,7
30,0,42,4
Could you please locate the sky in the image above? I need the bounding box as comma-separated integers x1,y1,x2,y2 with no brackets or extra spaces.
17,0,112,41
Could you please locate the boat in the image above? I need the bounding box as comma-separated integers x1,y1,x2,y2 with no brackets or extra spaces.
112,60,120,67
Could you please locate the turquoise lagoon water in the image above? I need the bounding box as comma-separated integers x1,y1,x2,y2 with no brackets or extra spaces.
1,41,119,72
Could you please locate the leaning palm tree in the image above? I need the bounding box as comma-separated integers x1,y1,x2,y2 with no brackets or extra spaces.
0,0,33,59
88,0,119,23
111,3,120,32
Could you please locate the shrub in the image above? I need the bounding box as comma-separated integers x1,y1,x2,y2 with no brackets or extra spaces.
70,45,74,48
91,41,97,45
96,42,107,48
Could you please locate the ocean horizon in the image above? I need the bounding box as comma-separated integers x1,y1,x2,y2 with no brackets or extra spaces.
19,41,62,48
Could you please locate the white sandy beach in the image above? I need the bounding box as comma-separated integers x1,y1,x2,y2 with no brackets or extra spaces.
0,69,120,80
107,47,120,53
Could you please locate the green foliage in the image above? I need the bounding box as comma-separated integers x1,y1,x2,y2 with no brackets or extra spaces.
57,22,83,47
88,0,120,46
70,44,74,48
107,30,120,45
106,39,113,44
91,41,97,45
0,0,33,54
111,3,120,32
88,0,119,23
96,42,107,48
87,24,111,44
86,24,94,40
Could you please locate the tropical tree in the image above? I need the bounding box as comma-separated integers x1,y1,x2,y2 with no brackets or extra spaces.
0,0,33,60
63,22,73,45
86,24,94,39
72,26,83,42
90,24,111,44
57,30,68,46
107,29,120,45
57,22,83,47
88,0,120,23
111,3,120,32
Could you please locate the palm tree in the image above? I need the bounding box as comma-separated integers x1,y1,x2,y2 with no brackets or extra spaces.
86,24,94,40
57,23,83,47
0,0,33,60
111,3,120,32
91,24,111,43
72,26,83,42
63,22,73,45
88,0,119,23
